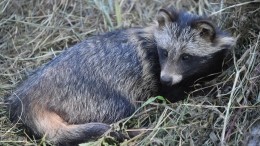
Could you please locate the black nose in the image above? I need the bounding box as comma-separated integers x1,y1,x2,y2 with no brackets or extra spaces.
160,75,172,86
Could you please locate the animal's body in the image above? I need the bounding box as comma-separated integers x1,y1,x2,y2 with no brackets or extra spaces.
7,8,235,145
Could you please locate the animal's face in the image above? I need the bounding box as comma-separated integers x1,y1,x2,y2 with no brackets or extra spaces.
154,9,236,86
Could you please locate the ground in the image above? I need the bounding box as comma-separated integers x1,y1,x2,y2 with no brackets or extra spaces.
0,0,259,146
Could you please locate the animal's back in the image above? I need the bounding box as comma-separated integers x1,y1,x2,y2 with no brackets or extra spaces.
7,8,236,145
7,28,159,145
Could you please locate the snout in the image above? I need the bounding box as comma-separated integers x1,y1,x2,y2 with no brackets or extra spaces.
160,73,183,86
160,75,172,86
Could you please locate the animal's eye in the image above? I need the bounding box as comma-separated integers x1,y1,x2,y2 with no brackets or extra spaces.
182,54,191,61
162,50,168,57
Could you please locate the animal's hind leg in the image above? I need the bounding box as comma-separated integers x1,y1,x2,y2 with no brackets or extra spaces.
32,105,126,145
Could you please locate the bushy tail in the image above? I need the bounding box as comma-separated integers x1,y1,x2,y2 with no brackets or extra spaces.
54,123,112,145
7,97,133,145
20,106,115,145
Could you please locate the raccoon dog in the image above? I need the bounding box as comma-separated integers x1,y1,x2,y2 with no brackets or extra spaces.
7,8,236,145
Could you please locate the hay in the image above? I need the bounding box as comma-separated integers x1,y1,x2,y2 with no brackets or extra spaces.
0,0,259,145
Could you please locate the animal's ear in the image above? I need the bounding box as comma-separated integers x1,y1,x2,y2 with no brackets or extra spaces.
156,8,178,27
192,20,216,41
216,36,237,49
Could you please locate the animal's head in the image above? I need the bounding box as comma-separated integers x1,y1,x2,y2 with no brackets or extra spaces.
154,8,236,86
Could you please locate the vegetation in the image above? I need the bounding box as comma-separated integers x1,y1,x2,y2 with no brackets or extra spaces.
0,0,259,145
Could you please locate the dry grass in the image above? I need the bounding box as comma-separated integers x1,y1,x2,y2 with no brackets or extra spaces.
0,0,259,145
